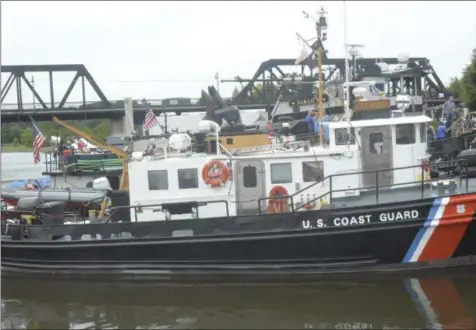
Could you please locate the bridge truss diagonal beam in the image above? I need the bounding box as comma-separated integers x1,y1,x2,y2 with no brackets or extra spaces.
230,55,448,104
0,64,111,110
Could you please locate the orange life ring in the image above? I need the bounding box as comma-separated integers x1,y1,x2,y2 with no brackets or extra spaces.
202,160,229,188
267,186,289,213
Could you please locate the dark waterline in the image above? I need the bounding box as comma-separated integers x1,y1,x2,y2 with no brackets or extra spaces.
2,268,476,329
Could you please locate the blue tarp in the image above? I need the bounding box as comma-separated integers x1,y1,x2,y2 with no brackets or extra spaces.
3,176,51,190
7,180,29,190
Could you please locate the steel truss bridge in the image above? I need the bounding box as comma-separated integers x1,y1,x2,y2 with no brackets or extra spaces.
1,49,449,123
229,39,450,106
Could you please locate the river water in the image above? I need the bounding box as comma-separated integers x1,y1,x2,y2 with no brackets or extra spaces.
2,153,476,329
1,152,45,181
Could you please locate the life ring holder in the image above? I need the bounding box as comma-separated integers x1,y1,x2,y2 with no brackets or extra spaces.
303,202,316,211
267,186,289,213
202,160,229,188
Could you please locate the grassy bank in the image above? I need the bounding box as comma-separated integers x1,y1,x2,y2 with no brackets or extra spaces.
1,144,53,153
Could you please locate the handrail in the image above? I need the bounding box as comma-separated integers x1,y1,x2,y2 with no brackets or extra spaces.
257,159,469,215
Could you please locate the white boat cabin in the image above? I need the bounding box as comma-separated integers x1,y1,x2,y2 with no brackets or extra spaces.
128,110,433,222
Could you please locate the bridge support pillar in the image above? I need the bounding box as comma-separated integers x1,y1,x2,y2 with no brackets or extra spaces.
111,118,126,135
123,97,134,136
110,97,135,136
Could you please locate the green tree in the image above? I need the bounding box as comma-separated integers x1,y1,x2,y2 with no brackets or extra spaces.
459,56,476,110
249,83,280,104
1,124,22,144
449,77,463,99
450,55,476,110
20,128,33,146
1,119,112,147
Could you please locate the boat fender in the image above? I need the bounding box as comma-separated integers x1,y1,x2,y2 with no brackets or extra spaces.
267,186,289,213
202,160,229,188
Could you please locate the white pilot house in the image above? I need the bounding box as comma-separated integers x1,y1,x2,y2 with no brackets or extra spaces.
128,89,432,222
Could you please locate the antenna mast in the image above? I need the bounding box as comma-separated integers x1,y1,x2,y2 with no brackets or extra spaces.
303,6,328,146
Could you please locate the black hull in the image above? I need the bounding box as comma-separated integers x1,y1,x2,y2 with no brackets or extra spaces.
2,193,476,280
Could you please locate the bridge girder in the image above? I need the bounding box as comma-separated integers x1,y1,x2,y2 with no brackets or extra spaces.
231,55,448,104
0,64,111,110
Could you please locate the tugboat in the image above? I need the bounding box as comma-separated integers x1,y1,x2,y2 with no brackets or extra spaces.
2,9,476,280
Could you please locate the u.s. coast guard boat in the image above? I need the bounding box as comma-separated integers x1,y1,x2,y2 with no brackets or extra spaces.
2,77,476,280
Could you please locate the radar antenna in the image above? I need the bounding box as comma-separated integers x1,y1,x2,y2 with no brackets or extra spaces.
347,44,365,80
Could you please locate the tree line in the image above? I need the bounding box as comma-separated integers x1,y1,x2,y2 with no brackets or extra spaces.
1,119,112,147
448,54,476,110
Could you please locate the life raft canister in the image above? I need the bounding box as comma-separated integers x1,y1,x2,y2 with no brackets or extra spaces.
267,185,289,213
202,160,229,188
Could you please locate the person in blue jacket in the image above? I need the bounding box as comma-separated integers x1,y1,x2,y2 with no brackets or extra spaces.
437,121,446,140
315,113,330,144
306,110,317,133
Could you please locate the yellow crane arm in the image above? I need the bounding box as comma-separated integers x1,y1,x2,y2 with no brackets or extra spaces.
52,116,130,193
52,116,129,161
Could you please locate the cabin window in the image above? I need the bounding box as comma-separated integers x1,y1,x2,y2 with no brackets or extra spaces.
302,161,324,182
369,132,384,154
243,166,257,188
396,124,415,144
178,168,198,189
148,170,168,190
270,163,292,184
335,128,356,145
420,124,427,142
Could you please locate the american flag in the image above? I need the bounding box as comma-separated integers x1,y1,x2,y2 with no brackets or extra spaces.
143,107,159,129
29,116,46,165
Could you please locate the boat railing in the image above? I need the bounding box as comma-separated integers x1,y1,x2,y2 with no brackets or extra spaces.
44,151,61,172
109,199,230,222
257,159,469,215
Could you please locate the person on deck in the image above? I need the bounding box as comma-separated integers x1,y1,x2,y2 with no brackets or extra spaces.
315,113,330,144
442,96,455,123
306,110,317,134
437,121,446,140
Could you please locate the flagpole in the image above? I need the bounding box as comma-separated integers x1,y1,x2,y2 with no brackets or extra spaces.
343,0,351,137
215,72,220,94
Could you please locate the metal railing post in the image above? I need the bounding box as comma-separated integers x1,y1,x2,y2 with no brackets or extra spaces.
421,163,424,198
375,171,379,204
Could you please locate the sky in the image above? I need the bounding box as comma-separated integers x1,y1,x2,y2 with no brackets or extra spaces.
1,1,476,106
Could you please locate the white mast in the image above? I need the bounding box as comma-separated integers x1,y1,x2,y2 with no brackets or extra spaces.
343,0,351,137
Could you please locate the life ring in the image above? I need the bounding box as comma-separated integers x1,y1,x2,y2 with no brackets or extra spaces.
267,186,289,213
202,160,229,188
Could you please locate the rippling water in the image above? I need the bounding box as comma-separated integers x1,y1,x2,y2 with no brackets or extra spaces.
1,152,45,181
2,269,476,329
